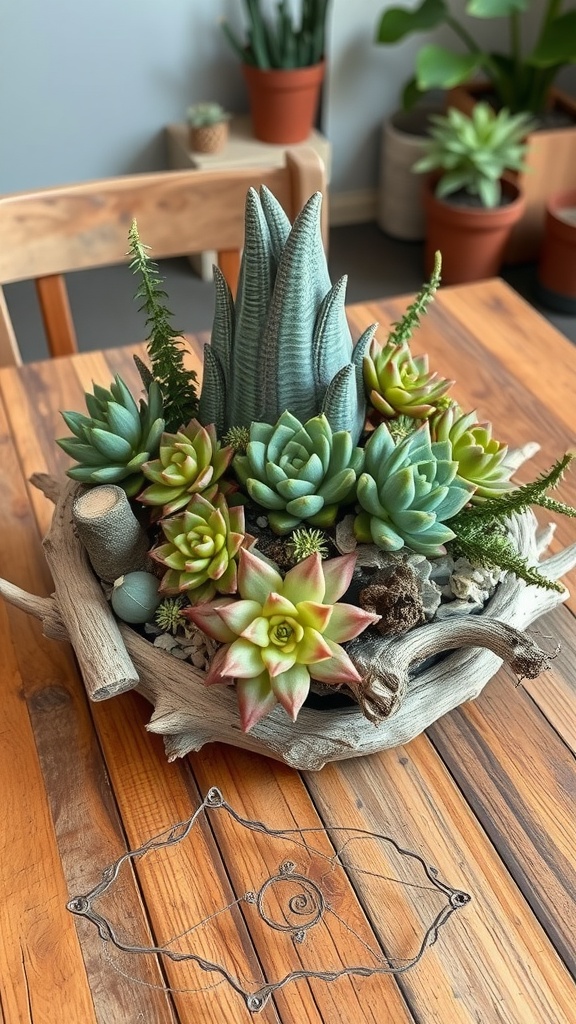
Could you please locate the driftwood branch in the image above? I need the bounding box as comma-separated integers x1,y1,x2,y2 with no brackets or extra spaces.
0,472,574,769
40,478,139,700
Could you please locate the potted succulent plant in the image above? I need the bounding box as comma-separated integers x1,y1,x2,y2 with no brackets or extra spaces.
186,103,231,154
221,0,329,143
413,103,534,283
0,188,575,771
537,189,576,314
375,0,576,260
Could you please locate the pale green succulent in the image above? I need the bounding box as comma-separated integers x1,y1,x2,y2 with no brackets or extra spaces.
139,419,233,517
199,188,374,445
234,410,364,534
363,337,453,420
431,405,513,503
354,422,475,556
150,493,247,602
57,377,164,498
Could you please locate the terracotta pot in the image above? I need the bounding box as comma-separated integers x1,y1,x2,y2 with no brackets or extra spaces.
378,106,443,241
424,179,525,285
537,189,576,314
242,62,325,144
188,121,229,154
447,83,576,263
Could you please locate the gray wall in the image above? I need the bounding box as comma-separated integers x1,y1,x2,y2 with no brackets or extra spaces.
2,1,575,198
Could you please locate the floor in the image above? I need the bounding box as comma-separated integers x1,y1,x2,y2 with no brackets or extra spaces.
5,223,576,362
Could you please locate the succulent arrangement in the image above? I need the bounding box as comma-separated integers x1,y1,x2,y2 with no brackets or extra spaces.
413,103,535,208
56,189,575,734
222,0,329,69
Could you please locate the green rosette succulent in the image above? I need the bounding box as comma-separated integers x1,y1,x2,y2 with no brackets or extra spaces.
234,411,364,534
431,406,513,503
363,338,453,419
354,422,475,556
150,493,247,602
57,377,164,498
139,420,233,516
186,549,380,730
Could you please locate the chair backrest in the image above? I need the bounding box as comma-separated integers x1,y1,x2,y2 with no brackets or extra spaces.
0,148,327,367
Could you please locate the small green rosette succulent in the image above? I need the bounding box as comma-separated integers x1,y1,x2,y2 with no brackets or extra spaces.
57,376,164,498
150,493,247,602
354,422,475,556
234,411,364,534
139,420,233,516
186,549,380,731
431,406,513,503
363,338,453,419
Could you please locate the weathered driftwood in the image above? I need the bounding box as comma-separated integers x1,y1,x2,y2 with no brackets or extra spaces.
1,471,575,770
72,484,150,583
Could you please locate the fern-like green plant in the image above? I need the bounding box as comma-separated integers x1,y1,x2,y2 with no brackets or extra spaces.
198,188,373,444
128,221,198,432
450,453,576,591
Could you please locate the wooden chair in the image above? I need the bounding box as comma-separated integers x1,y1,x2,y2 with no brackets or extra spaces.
0,148,327,367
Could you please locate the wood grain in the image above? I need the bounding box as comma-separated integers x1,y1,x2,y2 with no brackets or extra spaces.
428,659,576,975
305,742,576,1024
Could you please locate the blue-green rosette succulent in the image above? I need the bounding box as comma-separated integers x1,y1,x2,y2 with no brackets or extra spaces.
234,410,364,534
57,376,165,498
354,422,475,556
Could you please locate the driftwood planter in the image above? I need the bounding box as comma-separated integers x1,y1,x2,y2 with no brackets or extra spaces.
1,471,575,772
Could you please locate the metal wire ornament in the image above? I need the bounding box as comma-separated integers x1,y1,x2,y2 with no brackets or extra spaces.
67,786,471,1012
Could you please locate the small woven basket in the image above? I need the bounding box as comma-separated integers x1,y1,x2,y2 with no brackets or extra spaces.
188,122,229,154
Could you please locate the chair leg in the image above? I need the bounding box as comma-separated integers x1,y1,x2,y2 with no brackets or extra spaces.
217,250,241,298
35,275,78,357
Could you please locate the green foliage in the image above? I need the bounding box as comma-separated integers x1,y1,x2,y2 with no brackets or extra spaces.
354,422,475,556
376,0,576,114
56,376,164,498
155,596,187,635
128,220,198,432
413,103,534,207
387,251,442,348
222,425,251,454
288,527,330,562
234,410,364,534
198,188,370,444
186,102,230,126
222,0,329,69
449,452,576,590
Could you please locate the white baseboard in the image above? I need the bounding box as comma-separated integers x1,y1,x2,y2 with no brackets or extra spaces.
328,188,378,226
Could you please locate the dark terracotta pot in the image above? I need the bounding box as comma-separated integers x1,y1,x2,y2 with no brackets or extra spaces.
424,179,525,285
537,189,576,314
242,62,325,144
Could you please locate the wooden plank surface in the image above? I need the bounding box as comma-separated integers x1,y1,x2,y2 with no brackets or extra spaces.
0,279,575,1023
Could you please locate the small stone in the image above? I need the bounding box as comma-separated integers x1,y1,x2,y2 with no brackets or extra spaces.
420,578,442,619
256,516,268,529
153,633,178,651
435,599,484,620
191,651,207,668
170,647,190,660
428,554,454,586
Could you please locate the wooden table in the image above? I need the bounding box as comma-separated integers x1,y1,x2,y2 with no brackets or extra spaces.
0,279,574,1023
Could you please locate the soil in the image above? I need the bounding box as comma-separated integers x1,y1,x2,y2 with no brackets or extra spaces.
444,188,514,209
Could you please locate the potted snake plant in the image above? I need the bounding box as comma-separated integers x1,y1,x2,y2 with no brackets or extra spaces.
413,103,534,283
221,0,330,143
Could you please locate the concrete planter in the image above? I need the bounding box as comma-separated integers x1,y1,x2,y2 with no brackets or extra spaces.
377,107,442,241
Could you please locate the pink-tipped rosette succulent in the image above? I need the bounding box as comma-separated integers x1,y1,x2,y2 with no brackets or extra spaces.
185,549,380,731
139,419,233,517
363,338,453,419
150,493,247,603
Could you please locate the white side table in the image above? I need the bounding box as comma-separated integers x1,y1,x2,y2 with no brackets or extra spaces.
165,117,332,279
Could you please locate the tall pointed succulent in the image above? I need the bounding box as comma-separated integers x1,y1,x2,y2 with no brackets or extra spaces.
199,188,372,444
